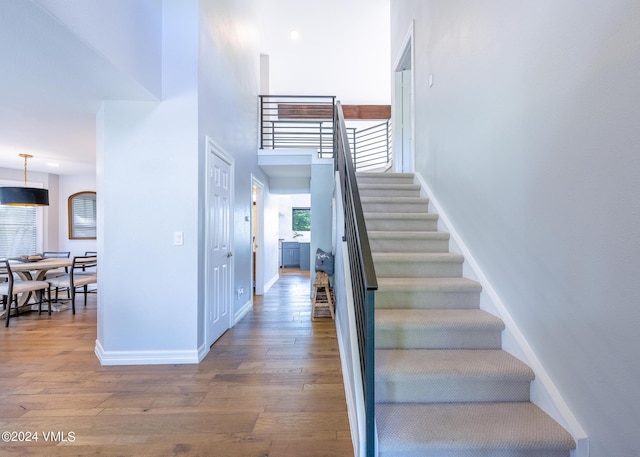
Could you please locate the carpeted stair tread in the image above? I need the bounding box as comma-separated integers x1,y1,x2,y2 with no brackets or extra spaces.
369,230,450,240
376,277,482,309
369,231,450,253
364,211,438,220
377,277,481,293
362,196,430,213
376,349,535,403
359,183,421,196
376,309,504,349
376,309,504,331
376,349,534,382
376,402,575,456
361,196,429,204
373,252,465,278
373,252,464,262
357,172,415,184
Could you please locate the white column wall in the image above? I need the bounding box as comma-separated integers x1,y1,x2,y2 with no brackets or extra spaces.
96,1,200,363
391,1,640,455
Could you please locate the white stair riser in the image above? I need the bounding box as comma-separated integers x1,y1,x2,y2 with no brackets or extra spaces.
370,237,449,253
376,379,531,403
365,218,438,231
376,328,503,350
374,259,463,278
375,288,480,309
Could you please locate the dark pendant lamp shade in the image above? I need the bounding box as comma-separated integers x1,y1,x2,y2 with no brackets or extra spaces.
0,154,50,206
0,186,49,206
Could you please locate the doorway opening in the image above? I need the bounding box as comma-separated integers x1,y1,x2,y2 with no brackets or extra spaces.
393,20,415,173
276,194,311,275
252,176,265,295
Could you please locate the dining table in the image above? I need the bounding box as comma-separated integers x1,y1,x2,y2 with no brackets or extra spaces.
6,257,73,310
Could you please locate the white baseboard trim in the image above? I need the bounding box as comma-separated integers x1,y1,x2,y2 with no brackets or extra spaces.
413,172,589,456
264,272,279,293
197,343,209,362
94,340,200,366
234,299,252,325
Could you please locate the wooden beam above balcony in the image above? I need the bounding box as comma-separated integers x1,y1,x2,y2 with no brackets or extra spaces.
277,104,391,120
342,105,391,120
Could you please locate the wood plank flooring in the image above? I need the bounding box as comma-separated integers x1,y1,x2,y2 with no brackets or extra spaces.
0,269,353,456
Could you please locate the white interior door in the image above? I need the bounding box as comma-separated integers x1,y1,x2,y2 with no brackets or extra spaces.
207,151,232,347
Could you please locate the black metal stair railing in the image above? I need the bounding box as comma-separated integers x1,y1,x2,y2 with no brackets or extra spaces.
334,101,377,457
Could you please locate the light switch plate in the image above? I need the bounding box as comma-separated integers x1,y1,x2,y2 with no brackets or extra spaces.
173,231,184,246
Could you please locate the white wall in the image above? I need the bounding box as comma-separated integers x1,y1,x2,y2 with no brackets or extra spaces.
258,0,391,104
198,0,268,333
391,1,640,456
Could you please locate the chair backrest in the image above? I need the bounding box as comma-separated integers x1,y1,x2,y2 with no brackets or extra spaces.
0,260,15,291
71,255,97,277
43,251,71,259
84,251,97,256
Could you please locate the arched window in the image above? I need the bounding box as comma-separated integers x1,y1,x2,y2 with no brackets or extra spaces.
68,191,96,240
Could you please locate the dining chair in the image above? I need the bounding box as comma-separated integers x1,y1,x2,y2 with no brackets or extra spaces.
83,252,98,293
1,260,52,327
46,255,97,314
43,251,71,301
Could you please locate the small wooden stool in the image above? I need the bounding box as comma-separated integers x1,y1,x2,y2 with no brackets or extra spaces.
312,271,334,320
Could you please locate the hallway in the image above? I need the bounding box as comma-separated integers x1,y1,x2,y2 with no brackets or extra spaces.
0,270,353,456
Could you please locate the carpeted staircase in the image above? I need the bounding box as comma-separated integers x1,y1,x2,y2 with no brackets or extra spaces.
356,172,575,457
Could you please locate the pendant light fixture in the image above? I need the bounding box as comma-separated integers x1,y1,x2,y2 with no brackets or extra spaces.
0,154,49,206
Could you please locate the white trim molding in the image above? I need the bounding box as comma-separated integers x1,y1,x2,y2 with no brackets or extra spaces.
95,340,200,366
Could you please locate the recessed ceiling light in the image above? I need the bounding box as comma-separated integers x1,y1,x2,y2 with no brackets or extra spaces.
290,30,300,40
47,162,60,168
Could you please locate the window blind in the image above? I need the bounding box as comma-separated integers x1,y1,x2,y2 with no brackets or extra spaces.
0,206,37,258
71,194,97,238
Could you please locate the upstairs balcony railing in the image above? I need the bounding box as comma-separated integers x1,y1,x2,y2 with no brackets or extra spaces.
350,118,392,171
259,95,336,157
260,95,392,170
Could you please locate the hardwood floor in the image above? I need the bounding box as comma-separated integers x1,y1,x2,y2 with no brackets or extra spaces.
0,270,353,456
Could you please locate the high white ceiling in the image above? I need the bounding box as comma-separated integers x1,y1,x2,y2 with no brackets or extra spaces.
0,0,390,177
0,1,155,175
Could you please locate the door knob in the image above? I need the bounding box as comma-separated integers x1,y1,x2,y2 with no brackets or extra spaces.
227,252,233,257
